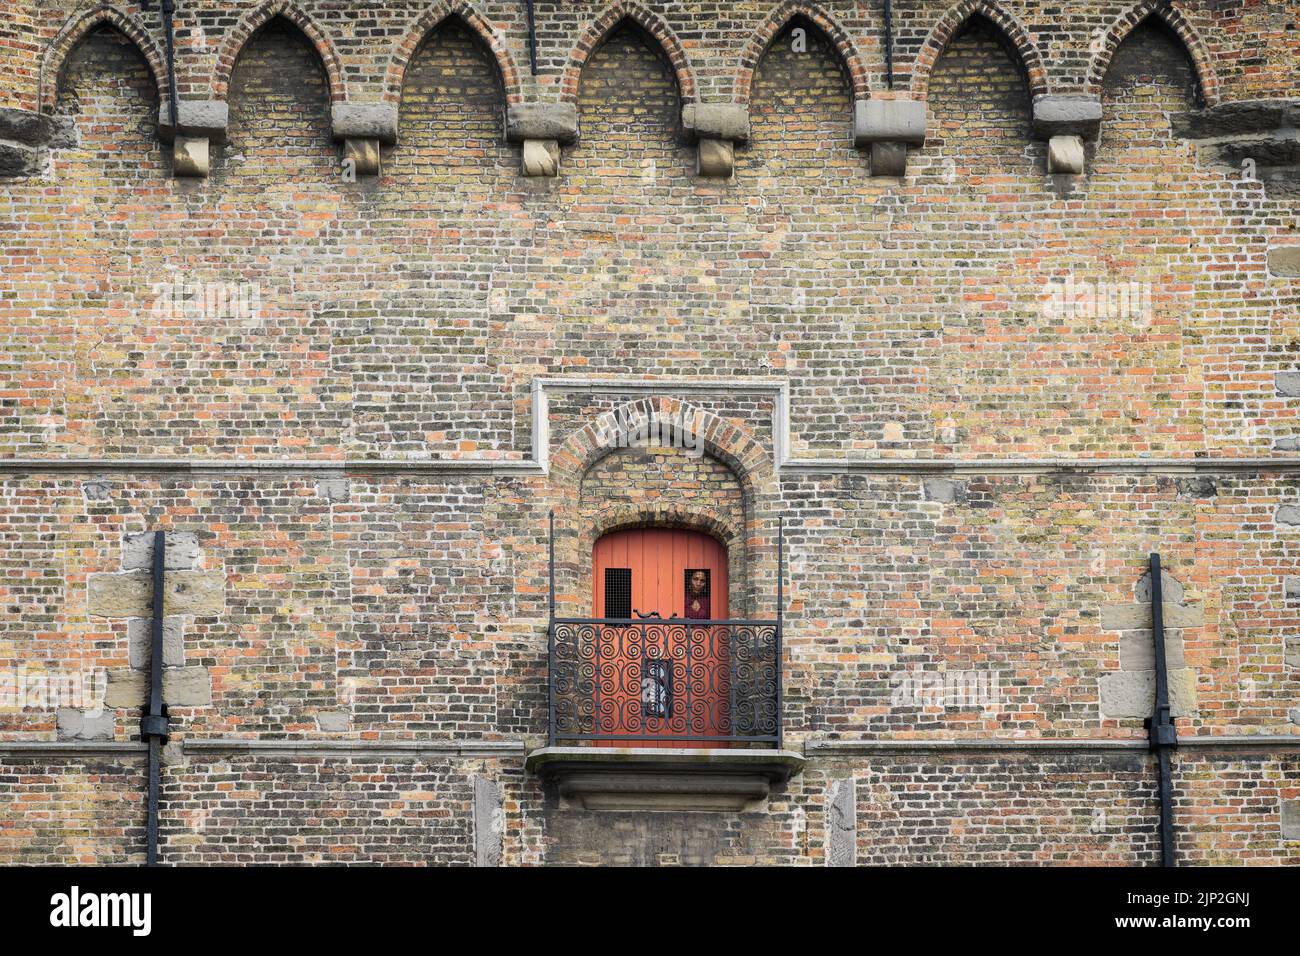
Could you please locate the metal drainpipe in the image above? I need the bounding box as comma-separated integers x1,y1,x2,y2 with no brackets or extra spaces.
776,516,784,752
1146,553,1178,867
883,0,894,90
525,0,538,76
141,530,170,866
142,1,181,136
547,511,556,748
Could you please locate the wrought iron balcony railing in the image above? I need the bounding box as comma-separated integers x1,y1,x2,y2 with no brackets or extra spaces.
545,515,785,750
548,617,782,747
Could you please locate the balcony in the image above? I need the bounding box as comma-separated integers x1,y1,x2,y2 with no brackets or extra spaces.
528,516,803,810
546,616,783,747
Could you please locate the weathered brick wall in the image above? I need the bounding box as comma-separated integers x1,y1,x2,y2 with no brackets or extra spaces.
2,1,1299,865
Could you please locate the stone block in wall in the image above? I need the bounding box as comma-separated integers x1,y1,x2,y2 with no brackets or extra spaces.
343,138,381,177
826,778,856,867
1270,248,1300,278
0,141,43,177
473,778,503,867
870,141,908,177
1047,135,1086,175
172,137,209,178
1099,603,1204,630
316,711,350,732
1032,95,1103,140
331,103,398,145
1282,800,1300,840
1277,504,1300,526
681,103,750,144
104,666,212,709
1171,99,1300,140
696,139,734,178
505,103,578,144
1287,577,1300,601
122,531,202,571
159,100,229,144
1284,636,1300,669
521,138,560,177
1134,569,1187,605
127,617,186,669
56,708,115,741
1276,370,1300,396
316,478,350,503
1119,630,1185,671
88,571,225,618
1098,669,1198,719
922,478,966,503
853,98,926,146
0,106,74,147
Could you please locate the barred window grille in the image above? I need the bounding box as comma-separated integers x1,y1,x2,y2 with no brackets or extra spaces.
604,567,632,619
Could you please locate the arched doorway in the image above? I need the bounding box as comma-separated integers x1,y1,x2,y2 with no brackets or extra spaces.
591,527,730,747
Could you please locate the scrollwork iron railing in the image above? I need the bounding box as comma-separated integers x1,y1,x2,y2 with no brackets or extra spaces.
545,513,786,749
548,617,782,746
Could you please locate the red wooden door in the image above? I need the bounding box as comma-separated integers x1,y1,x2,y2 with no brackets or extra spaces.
592,528,730,748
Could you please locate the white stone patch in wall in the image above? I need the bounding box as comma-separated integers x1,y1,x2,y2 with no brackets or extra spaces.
826,777,856,867
473,778,504,867
316,478,350,503
127,617,186,669
122,531,202,571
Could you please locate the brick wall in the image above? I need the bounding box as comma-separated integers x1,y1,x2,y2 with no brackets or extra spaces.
1,1,1299,865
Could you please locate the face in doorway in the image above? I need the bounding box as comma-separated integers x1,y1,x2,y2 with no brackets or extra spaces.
688,571,708,596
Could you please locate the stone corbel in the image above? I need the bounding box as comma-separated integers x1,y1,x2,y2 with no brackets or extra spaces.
330,103,398,177
681,103,750,178
506,103,579,178
853,98,926,177
0,106,74,178
1032,95,1102,175
159,100,228,178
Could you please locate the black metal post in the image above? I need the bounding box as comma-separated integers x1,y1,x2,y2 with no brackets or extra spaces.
1147,553,1177,867
143,2,181,138
141,530,170,867
776,516,785,752
883,0,895,90
525,0,538,76
547,510,556,747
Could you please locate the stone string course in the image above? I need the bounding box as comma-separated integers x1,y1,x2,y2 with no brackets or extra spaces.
1,1,1299,864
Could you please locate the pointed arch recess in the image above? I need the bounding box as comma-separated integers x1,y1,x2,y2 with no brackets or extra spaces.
1086,1,1218,106
40,4,168,113
384,0,523,105
734,1,870,106
211,0,346,102
908,0,1049,102
560,2,699,105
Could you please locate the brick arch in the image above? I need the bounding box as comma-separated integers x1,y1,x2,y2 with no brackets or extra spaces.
1086,1,1218,107
584,505,743,554
550,397,771,498
384,1,523,106
560,1,699,105
40,3,168,113
549,398,776,619
909,0,1049,102
734,1,870,106
211,0,346,102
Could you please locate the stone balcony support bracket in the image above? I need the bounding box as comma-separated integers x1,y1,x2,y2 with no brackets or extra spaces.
526,746,806,811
